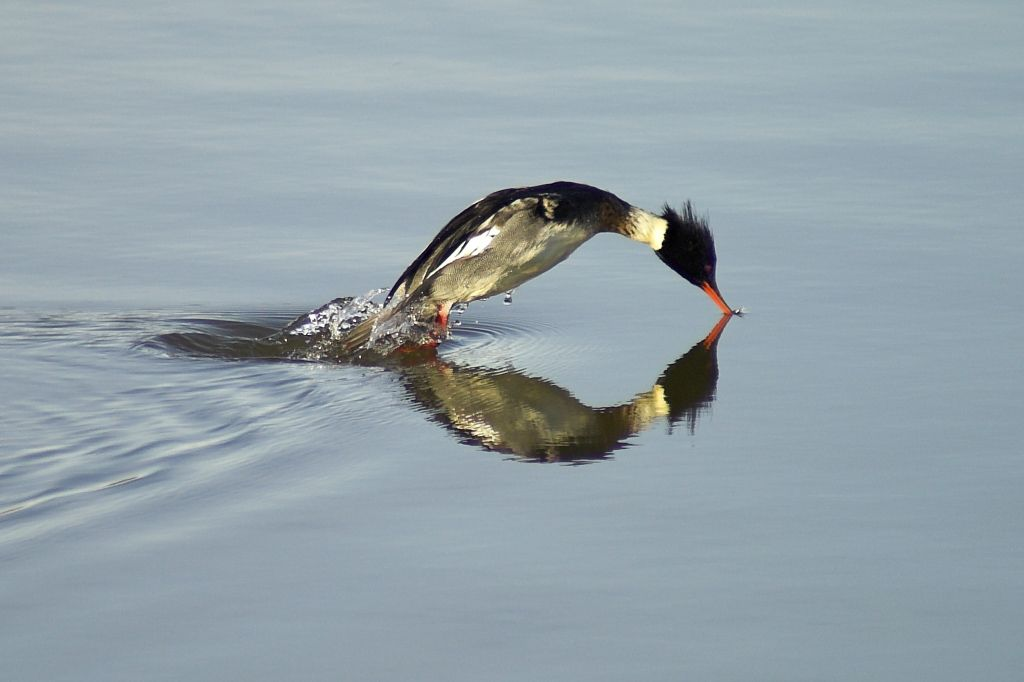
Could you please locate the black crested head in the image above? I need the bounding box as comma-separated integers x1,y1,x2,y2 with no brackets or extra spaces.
655,201,717,287
655,201,735,315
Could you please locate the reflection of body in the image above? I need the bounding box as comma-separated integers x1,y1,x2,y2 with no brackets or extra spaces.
343,182,736,352
398,316,730,462
152,312,729,460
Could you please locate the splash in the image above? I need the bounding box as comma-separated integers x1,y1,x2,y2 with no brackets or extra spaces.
365,300,439,352
147,290,466,362
275,289,442,360
281,289,386,338
450,302,470,328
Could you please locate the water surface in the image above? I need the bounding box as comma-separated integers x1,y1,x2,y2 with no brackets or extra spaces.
2,2,1023,680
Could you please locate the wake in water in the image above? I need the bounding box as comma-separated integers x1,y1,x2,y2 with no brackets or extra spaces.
143,290,455,363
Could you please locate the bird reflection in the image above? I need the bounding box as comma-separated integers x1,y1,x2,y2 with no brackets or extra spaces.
395,315,730,462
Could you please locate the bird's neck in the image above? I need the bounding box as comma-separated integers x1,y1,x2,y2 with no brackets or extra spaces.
620,208,668,250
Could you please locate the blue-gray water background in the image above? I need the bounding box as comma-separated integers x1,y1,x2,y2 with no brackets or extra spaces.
2,2,1022,680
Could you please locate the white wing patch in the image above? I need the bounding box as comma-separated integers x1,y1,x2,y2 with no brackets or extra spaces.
427,221,501,279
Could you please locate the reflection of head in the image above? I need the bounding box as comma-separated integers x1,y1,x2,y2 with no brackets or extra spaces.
658,315,727,433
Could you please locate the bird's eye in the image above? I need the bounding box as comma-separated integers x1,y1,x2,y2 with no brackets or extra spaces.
704,264,713,275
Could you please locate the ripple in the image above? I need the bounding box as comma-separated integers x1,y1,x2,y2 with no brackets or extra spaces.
443,312,602,374
448,315,556,346
0,307,398,549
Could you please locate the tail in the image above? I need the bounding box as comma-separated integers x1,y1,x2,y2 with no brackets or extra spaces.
337,312,381,354
339,295,445,355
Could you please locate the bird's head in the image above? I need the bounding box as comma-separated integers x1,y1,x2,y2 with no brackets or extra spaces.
655,202,734,315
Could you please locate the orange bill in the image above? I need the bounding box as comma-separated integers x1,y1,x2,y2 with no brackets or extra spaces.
701,281,734,316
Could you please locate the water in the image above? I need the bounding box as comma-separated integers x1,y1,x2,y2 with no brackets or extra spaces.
3,2,1023,680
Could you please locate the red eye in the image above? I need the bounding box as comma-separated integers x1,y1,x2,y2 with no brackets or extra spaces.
704,264,713,274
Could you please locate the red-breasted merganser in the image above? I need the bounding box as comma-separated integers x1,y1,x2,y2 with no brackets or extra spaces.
343,181,735,351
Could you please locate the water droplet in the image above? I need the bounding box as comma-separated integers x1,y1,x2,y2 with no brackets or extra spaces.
503,289,515,305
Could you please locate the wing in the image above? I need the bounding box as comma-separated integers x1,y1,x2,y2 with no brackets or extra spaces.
385,187,551,305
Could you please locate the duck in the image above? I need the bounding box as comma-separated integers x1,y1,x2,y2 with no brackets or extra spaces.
342,181,736,352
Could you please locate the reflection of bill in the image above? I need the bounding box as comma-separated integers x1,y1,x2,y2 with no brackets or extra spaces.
397,315,731,462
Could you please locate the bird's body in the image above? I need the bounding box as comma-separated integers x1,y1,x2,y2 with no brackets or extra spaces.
342,181,733,352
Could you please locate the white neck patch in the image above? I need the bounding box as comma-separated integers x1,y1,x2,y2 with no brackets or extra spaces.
626,208,668,250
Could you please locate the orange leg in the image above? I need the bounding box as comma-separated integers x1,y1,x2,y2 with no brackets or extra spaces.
435,303,454,344
395,340,440,357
